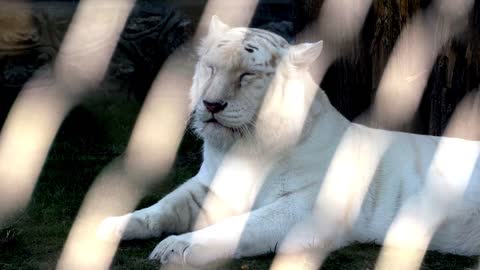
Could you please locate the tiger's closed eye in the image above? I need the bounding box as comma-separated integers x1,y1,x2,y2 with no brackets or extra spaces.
239,72,255,82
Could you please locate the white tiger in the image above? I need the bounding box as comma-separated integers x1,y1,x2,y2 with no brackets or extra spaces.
97,16,480,266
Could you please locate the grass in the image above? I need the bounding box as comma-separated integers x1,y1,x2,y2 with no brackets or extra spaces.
0,95,478,269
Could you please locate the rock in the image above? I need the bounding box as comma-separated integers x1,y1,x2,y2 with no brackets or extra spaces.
259,21,295,43
108,1,193,101
0,1,193,126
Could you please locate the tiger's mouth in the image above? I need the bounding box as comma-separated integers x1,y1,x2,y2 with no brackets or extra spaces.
202,117,250,136
205,118,220,124
204,117,233,130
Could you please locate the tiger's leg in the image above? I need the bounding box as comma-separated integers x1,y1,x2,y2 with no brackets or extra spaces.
97,177,210,240
148,196,311,266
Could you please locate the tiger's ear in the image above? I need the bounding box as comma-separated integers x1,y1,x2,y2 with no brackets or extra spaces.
208,15,231,36
288,41,323,67
198,16,231,55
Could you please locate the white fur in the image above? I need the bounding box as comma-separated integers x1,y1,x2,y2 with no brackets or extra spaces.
97,18,480,266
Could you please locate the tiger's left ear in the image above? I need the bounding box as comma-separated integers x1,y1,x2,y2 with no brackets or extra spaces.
288,41,323,67
208,15,231,36
198,16,231,55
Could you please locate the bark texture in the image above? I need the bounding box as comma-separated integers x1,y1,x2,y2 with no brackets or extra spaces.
296,0,480,135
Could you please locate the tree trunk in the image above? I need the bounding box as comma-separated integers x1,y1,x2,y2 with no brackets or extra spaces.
296,0,480,135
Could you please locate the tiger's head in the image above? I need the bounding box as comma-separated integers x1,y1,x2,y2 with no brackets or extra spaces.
191,16,323,150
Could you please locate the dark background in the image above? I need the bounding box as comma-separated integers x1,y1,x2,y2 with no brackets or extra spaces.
1,0,480,137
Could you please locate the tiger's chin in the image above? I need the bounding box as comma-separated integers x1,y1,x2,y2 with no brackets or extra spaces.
194,119,250,149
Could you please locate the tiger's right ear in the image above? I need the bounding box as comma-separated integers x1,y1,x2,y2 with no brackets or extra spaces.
288,41,323,68
208,15,231,36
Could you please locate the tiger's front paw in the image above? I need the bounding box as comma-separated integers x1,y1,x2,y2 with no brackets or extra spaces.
149,235,190,264
149,234,212,266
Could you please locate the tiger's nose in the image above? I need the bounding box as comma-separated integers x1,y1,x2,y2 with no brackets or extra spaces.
203,100,228,114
